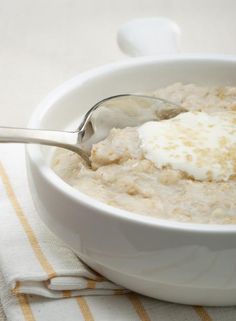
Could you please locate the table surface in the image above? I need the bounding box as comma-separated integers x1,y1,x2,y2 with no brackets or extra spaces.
0,0,236,128
0,0,236,319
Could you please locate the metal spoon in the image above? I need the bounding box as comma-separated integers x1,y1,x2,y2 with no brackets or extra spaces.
0,94,186,164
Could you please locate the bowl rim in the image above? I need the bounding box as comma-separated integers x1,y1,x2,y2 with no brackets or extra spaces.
27,53,236,233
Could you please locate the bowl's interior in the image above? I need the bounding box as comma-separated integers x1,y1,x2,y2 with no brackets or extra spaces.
34,56,236,163
28,55,236,231
36,56,236,133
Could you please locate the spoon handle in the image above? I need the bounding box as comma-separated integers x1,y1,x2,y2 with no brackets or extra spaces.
0,126,79,151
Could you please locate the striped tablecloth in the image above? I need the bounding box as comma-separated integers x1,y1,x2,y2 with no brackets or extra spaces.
0,144,236,321
0,302,6,321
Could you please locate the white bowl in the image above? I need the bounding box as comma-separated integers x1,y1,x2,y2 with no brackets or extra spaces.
26,55,236,306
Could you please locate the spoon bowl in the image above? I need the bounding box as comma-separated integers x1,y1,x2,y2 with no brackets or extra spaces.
0,94,185,164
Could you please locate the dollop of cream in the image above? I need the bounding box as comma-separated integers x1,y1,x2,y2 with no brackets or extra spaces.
138,111,236,181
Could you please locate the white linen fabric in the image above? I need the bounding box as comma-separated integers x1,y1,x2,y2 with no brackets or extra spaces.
0,301,6,321
0,144,235,321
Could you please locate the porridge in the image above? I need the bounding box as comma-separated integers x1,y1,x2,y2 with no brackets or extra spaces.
52,83,236,224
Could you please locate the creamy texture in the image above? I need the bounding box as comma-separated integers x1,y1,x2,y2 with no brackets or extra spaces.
138,111,236,181
52,83,236,224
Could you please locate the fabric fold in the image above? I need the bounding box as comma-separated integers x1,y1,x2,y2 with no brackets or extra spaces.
0,144,234,321
0,144,125,299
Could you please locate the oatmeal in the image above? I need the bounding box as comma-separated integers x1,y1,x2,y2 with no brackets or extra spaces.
52,83,236,224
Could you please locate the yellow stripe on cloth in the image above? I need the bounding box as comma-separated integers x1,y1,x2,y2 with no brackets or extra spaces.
93,275,105,282
87,280,96,289
114,289,127,295
12,281,21,294
0,163,56,278
194,306,213,321
63,290,72,298
17,295,36,321
76,297,95,321
127,293,152,321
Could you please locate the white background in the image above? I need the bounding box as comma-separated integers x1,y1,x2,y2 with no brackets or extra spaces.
0,0,235,126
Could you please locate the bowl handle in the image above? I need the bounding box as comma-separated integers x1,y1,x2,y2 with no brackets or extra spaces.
117,17,181,57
